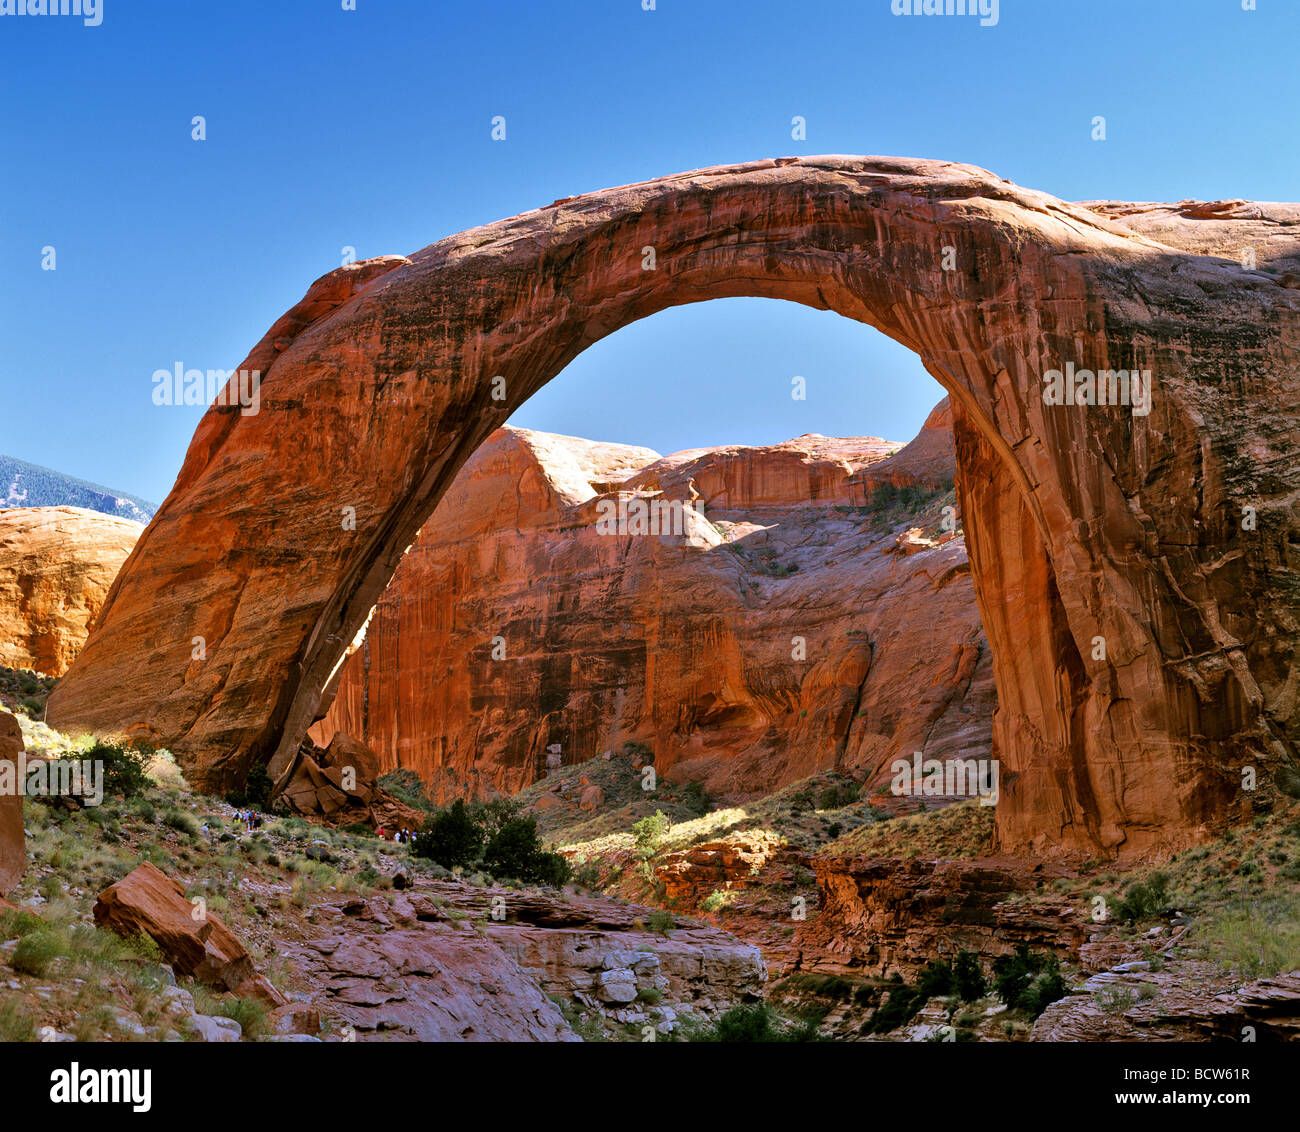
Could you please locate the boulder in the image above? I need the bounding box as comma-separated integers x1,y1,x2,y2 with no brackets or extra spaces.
234,973,288,1009
93,862,256,991
266,1002,321,1036
318,733,380,801
281,754,349,817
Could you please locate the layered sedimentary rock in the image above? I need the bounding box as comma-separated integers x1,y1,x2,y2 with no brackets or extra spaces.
0,506,141,676
48,157,1300,861
0,710,25,895
799,854,1089,978
285,883,765,1040
309,409,992,802
1030,966,1300,1042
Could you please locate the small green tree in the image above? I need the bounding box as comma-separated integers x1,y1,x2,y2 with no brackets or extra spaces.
469,797,521,842
954,950,987,1002
411,800,483,868
483,816,570,886
632,810,671,858
85,740,153,799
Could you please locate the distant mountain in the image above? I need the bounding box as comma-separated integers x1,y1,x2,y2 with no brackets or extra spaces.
0,454,157,524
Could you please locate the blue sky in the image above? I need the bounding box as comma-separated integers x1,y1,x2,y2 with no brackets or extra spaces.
1,0,1295,504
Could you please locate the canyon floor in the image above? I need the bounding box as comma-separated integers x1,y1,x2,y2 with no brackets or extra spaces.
3,673,1298,1043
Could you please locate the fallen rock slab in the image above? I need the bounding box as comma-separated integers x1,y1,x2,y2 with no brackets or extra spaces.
93,861,256,991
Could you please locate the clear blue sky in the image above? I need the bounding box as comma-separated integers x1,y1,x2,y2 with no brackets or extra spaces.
2,0,1295,504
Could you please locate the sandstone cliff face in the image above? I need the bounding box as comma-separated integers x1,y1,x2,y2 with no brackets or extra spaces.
0,507,141,677
0,710,24,895
47,158,1300,861
310,405,992,804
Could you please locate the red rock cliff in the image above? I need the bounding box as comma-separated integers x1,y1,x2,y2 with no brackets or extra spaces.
310,403,993,803
0,507,141,677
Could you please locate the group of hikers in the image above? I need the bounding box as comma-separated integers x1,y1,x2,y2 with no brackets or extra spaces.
374,826,413,847
374,827,416,843
225,805,415,842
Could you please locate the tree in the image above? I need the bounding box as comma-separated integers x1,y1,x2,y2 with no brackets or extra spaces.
411,800,483,868
483,816,570,885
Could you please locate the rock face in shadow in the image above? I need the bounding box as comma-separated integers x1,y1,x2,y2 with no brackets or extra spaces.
0,711,25,895
0,507,141,676
285,884,765,1041
798,854,1089,979
1030,966,1300,1042
309,406,993,803
46,157,1300,861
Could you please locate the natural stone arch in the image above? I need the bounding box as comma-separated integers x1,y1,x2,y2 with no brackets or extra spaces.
47,156,1300,861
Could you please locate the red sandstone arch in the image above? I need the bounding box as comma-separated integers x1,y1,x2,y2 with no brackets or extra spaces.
47,157,1300,861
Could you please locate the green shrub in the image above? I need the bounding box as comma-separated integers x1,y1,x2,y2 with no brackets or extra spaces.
992,944,1069,1018
376,768,435,813
83,740,153,799
685,1002,820,1043
411,800,483,869
817,781,860,810
647,909,675,935
632,811,672,857
468,798,522,842
12,928,68,975
954,950,987,1002
483,816,570,886
215,996,268,1038
163,809,201,837
1116,871,1169,923
225,761,272,809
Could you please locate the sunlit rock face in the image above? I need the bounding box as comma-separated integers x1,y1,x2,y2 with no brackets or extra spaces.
46,157,1300,861
309,405,993,805
0,506,141,676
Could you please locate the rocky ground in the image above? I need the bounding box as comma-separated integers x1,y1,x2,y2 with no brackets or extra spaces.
0,692,769,1042
4,671,1299,1043
524,741,1300,1042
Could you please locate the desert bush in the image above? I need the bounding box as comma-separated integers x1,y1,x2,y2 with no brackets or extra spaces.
954,950,987,1002
1115,871,1169,923
684,1002,820,1043
82,740,154,799
12,928,68,975
992,944,1069,1018
412,800,483,869
163,809,201,837
483,816,570,886
632,810,672,857
376,768,435,813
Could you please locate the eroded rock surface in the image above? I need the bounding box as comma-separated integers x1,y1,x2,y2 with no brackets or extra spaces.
0,506,140,677
284,882,765,1040
798,854,1089,978
1031,965,1300,1042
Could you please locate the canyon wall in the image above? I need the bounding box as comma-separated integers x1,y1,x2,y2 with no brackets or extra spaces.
0,507,141,677
310,403,993,802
